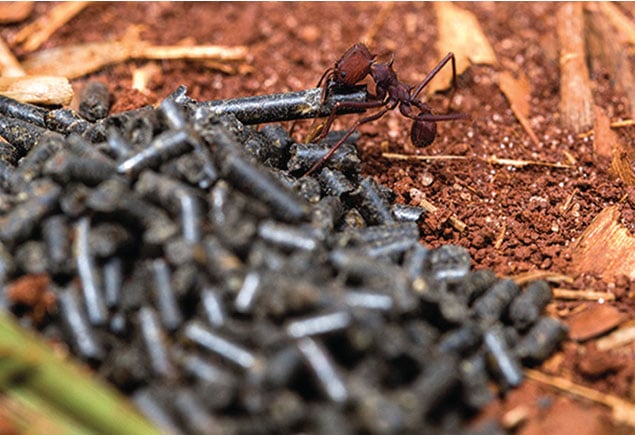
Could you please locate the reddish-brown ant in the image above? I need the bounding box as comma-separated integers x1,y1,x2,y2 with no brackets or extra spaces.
304,43,470,176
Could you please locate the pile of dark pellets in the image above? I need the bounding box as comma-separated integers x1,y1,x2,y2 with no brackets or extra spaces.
0,83,568,434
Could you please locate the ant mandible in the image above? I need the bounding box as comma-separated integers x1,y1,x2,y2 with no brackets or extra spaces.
303,43,471,176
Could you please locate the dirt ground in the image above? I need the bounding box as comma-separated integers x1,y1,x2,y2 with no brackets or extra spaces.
2,2,635,434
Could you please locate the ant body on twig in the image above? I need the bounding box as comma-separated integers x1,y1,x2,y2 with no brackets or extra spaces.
304,43,470,176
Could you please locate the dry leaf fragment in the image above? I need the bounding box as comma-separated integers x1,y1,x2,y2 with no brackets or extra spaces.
565,303,625,342
431,2,497,94
0,75,73,105
497,70,540,146
570,205,635,281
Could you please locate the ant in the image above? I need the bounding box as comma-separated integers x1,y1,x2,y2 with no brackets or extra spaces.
303,43,470,176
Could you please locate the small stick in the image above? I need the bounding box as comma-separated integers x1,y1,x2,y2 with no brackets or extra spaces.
0,76,73,105
14,2,91,52
525,369,635,428
551,288,616,302
595,324,635,351
494,221,506,250
0,36,26,77
23,41,248,79
557,2,594,133
382,152,573,168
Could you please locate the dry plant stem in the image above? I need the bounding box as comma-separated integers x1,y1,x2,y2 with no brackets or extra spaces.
586,4,635,119
525,369,635,428
557,2,594,133
497,71,540,146
22,41,248,79
431,2,497,94
0,2,34,24
0,76,73,105
0,36,26,77
551,288,616,302
382,152,572,168
14,2,91,52
0,311,161,435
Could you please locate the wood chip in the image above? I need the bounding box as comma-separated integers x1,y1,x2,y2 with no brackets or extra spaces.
430,2,497,94
497,70,540,146
14,1,91,52
0,36,26,77
557,2,594,133
0,75,73,105
570,205,635,281
565,303,625,342
592,106,635,186
0,2,34,24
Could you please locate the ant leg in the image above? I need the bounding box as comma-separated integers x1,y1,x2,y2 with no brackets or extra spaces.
304,106,390,177
411,52,457,100
309,98,385,144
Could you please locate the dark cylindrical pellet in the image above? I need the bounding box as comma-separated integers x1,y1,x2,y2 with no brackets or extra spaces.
391,203,427,222
427,244,472,283
151,259,183,331
118,129,192,175
0,180,61,244
45,108,91,136
472,279,521,325
234,271,262,314
297,337,348,404
132,388,185,435
185,321,257,370
197,86,368,125
44,151,116,185
79,81,111,122
0,115,46,155
515,316,568,362
288,142,361,174
58,287,104,361
258,220,321,251
286,311,352,338
509,280,553,331
318,167,355,197
354,177,395,225
138,306,176,379
0,94,48,127
483,324,524,388
10,131,65,188
75,217,108,326
103,257,123,308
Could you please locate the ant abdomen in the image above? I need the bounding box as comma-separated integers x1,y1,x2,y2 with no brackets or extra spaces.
410,120,437,147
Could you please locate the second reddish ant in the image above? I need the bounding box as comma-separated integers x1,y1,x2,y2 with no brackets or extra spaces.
304,43,470,176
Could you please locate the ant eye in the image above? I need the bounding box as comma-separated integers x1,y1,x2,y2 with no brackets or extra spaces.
340,71,347,78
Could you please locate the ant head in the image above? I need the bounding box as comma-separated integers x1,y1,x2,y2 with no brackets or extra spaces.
333,43,375,86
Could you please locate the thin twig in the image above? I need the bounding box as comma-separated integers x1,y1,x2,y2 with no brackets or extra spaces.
415,196,467,233
382,152,573,168
525,369,635,428
508,270,574,286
